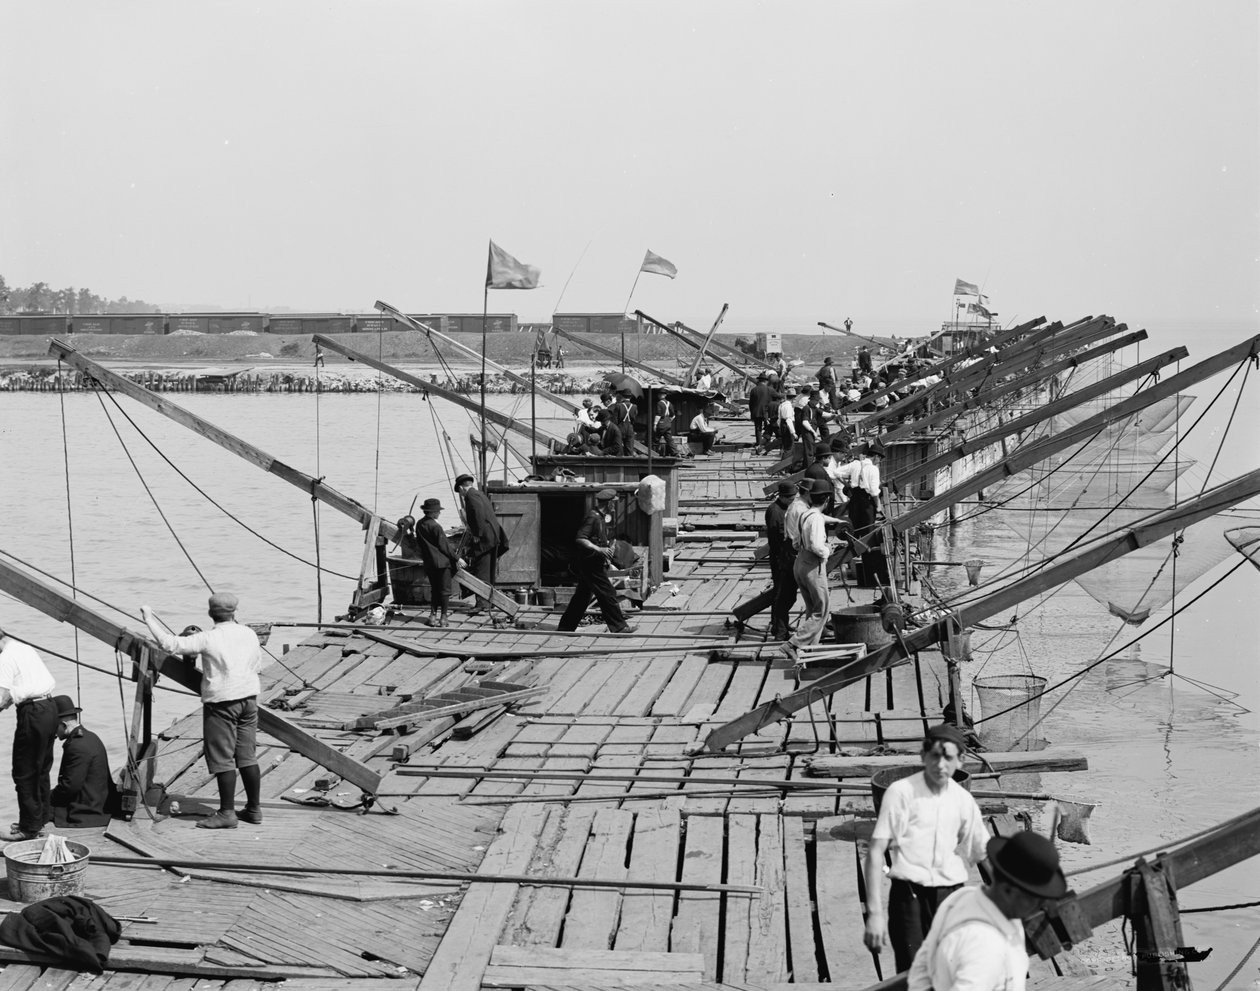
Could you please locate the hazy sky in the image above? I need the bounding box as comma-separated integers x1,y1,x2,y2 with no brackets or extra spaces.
3,1,1257,332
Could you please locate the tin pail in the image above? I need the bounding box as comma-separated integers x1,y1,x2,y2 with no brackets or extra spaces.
533,589,556,608
870,767,970,815
4,838,91,903
831,605,894,650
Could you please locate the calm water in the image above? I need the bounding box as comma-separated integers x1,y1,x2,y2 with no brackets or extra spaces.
1,320,1258,984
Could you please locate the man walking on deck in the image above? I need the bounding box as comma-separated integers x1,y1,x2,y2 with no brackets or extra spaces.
455,474,504,613
0,627,58,842
141,594,262,829
787,480,834,652
557,490,635,635
730,480,797,639
864,723,990,972
907,830,1066,991
748,372,777,453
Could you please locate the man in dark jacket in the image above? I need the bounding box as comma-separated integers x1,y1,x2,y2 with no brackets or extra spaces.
50,696,118,828
454,474,503,612
747,373,778,453
416,498,463,627
557,490,635,634
730,480,797,639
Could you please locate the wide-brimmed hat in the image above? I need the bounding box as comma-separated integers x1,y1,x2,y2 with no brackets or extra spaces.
829,436,849,453
53,695,81,720
208,592,238,617
421,498,442,513
757,372,768,381
796,478,816,493
776,480,798,498
454,474,475,489
986,831,1067,899
786,388,798,397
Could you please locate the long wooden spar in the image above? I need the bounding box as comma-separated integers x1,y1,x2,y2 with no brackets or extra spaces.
894,332,1260,531
635,309,758,384
0,557,383,795
701,467,1260,752
373,300,579,415
832,316,1055,417
878,329,1149,445
46,339,517,613
859,317,1120,430
549,326,687,386
684,303,730,383
312,334,568,449
886,344,1187,491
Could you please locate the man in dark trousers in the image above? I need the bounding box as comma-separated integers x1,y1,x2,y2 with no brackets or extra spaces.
454,473,503,612
0,627,58,841
817,355,839,408
729,480,797,639
51,696,118,828
415,498,464,627
747,372,778,453
557,489,636,634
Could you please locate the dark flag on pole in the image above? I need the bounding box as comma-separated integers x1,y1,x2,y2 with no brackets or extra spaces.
487,241,541,289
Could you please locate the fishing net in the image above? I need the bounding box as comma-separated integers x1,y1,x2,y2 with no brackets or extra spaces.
1225,527,1260,573
987,393,1238,623
973,674,1047,751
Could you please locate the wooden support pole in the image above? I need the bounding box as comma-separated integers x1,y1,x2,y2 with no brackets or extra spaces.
1130,860,1192,991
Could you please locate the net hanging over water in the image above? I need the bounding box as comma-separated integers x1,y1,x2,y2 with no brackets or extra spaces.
1226,527,1260,573
985,392,1239,624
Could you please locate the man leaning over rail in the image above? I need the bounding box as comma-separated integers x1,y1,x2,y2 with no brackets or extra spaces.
141,593,262,829
864,723,989,972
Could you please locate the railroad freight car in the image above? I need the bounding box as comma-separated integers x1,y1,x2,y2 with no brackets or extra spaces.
72,315,166,334
9,315,72,336
267,314,355,335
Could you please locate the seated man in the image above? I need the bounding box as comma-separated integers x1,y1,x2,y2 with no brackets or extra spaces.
688,402,720,455
50,696,118,828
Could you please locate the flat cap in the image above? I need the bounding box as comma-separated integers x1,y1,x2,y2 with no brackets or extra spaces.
208,592,238,616
595,488,617,501
454,473,475,488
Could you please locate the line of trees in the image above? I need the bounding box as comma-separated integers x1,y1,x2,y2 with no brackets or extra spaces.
0,275,161,315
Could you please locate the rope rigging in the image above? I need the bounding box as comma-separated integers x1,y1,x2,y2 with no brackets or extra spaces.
57,357,83,703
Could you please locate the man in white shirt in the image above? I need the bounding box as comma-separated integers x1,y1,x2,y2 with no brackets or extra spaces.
0,628,58,841
142,593,263,830
575,398,600,440
844,443,883,540
864,724,988,972
777,388,798,456
788,480,835,651
907,829,1067,991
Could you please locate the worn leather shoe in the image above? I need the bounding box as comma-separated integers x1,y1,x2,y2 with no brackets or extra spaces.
609,623,638,634
0,826,43,842
196,810,239,830
238,807,263,825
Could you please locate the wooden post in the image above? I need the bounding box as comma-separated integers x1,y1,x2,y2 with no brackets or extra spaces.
1130,859,1192,991
648,511,664,588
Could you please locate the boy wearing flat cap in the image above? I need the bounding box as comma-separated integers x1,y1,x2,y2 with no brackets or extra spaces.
864,723,990,972
416,498,463,627
908,830,1066,991
142,593,262,829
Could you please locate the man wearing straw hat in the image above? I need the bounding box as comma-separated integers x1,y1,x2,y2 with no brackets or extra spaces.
864,723,990,973
907,829,1066,990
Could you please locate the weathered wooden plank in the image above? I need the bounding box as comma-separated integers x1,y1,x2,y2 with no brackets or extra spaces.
722,815,756,983
614,805,682,953
804,749,1089,778
781,817,820,983
814,816,881,983
562,809,634,950
744,814,788,986
416,804,550,991
669,816,724,980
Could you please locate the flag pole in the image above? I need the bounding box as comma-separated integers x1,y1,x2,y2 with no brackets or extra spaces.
480,282,489,487
622,270,643,318
530,347,537,465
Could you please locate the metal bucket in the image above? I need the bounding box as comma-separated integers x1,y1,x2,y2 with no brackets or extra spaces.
513,589,530,605
870,766,971,815
831,605,894,650
4,838,91,903
533,589,556,608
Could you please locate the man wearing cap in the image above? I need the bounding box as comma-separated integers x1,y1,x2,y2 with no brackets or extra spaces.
729,479,797,638
416,498,464,628
817,356,838,409
141,594,262,829
557,489,635,635
0,627,58,842
864,724,990,972
454,474,504,612
908,829,1066,991
50,696,118,828
748,372,778,453
788,479,836,650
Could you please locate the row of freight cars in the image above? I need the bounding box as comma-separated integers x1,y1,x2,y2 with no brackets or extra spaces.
0,311,644,337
